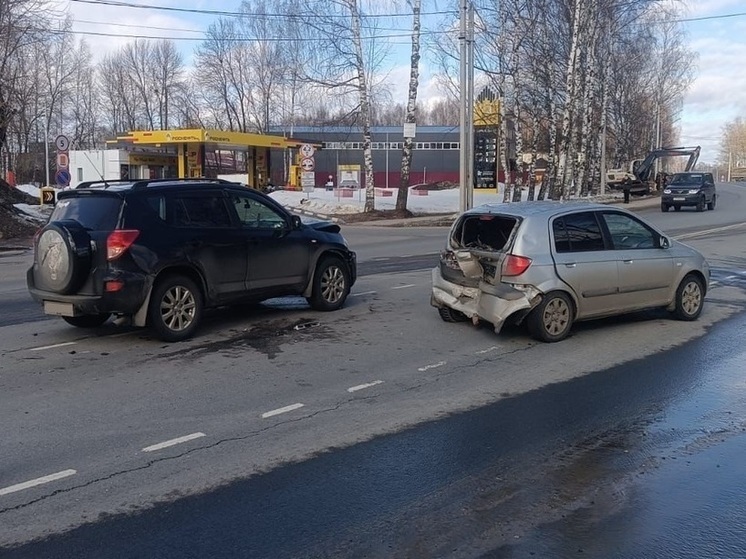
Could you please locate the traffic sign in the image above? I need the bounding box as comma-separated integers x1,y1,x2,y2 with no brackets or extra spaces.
299,144,315,158
55,135,70,151
40,188,56,205
56,152,69,169
300,157,315,171
55,169,71,187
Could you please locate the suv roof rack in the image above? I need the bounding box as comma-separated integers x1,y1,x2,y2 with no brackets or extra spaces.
130,177,238,190
76,179,135,189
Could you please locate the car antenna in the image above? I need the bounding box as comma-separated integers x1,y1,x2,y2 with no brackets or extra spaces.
82,151,111,188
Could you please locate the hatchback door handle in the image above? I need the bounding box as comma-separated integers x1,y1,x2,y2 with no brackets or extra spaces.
565,263,577,268
623,259,634,264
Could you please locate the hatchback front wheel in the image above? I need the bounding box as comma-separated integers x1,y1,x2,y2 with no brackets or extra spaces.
673,274,704,321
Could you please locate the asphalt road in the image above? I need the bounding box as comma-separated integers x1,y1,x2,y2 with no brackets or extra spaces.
1,183,746,557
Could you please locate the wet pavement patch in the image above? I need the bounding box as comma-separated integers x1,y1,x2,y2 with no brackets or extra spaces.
157,317,330,360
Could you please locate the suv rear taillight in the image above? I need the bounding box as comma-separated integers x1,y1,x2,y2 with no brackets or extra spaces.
107,230,140,260
502,254,532,277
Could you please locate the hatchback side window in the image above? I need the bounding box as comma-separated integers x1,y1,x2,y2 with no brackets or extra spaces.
553,212,605,253
230,195,286,229
602,212,656,250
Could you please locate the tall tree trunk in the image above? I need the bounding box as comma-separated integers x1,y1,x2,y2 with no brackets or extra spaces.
348,0,374,212
396,0,421,214
557,0,583,199
512,102,523,202
528,113,539,201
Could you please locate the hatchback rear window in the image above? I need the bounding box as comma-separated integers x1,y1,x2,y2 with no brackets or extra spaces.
51,195,122,231
452,214,517,250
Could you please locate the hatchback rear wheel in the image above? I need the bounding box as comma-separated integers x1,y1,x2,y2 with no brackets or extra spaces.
437,306,468,323
527,291,574,342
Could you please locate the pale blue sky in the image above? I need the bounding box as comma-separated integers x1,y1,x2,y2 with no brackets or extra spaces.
65,0,745,164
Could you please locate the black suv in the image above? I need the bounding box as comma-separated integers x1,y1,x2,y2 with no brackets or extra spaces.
661,172,716,212
27,178,357,341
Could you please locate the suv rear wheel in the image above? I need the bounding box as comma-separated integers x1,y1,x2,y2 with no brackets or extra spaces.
707,194,716,211
148,275,203,342
527,291,574,342
307,256,350,311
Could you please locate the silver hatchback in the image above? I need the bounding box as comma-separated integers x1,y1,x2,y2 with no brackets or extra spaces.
431,201,710,342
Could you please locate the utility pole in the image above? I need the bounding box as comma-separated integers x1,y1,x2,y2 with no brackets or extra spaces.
459,0,474,213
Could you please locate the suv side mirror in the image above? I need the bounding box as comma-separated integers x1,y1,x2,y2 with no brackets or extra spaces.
291,215,302,230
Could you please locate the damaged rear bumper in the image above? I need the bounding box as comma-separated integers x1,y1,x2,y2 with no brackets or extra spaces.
430,267,541,332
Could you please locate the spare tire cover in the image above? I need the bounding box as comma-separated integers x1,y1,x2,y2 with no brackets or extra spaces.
34,221,92,294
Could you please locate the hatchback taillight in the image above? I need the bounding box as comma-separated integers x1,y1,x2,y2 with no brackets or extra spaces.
107,230,140,260
502,254,532,277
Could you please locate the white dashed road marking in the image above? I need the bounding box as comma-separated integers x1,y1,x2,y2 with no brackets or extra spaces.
350,291,377,298
0,469,77,496
418,361,447,372
348,380,384,393
391,284,417,290
142,432,206,453
261,403,305,418
476,346,499,354
29,341,77,352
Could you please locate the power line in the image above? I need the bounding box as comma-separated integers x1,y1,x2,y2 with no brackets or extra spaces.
69,0,456,20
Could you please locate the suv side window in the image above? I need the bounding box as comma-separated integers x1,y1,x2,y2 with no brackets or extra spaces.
229,194,286,229
172,194,232,228
601,212,656,250
553,212,605,253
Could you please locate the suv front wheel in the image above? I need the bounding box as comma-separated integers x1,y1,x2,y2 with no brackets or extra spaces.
307,256,350,311
148,275,204,342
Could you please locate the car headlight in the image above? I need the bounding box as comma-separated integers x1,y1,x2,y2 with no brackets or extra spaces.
663,189,671,194
688,189,700,194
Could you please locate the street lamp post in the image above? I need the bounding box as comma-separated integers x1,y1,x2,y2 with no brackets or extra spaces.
44,116,50,187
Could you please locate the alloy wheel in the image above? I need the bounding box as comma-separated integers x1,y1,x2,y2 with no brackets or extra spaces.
160,285,197,331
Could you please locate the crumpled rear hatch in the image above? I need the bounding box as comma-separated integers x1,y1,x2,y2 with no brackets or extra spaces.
440,213,519,285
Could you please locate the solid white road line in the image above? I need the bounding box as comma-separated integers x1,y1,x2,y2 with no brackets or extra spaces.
142,432,206,453
261,403,305,418
418,361,447,372
348,380,384,393
349,290,377,298
29,341,77,352
391,284,417,290
0,469,77,496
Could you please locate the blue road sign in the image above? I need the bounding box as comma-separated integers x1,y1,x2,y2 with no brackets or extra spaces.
55,168,71,187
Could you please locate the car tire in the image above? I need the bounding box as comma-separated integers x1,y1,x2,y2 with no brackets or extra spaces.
527,291,574,343
62,314,111,328
707,195,716,211
673,274,704,321
33,220,92,295
307,256,350,311
437,306,468,323
696,196,705,212
148,275,203,342
661,203,669,213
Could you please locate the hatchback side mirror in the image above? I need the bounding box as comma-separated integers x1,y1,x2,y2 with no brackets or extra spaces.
659,235,670,249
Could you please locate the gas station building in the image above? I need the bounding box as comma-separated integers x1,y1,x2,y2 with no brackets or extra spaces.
68,128,321,189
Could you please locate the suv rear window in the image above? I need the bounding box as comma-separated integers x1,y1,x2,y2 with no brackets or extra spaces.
51,195,122,231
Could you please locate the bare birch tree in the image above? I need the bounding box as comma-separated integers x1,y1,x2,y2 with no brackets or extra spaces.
396,0,422,214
